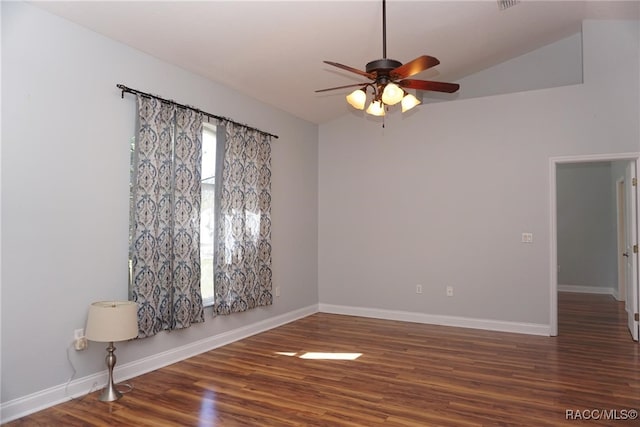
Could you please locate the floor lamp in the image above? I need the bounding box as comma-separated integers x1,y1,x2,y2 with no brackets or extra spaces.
85,301,138,402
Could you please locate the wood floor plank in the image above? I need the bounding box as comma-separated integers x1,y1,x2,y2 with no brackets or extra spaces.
5,292,640,426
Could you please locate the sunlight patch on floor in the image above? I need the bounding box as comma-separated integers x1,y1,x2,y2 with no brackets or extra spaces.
275,351,362,360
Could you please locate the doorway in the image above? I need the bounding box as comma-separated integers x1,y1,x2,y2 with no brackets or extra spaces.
550,153,639,340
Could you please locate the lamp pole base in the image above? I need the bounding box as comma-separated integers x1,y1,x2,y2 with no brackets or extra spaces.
98,341,123,402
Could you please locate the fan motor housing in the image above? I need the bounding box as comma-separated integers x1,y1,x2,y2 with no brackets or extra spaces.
366,58,402,76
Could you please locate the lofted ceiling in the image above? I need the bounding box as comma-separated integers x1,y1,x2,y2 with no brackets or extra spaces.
32,1,640,124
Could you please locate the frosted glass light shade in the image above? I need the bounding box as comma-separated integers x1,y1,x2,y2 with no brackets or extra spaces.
86,301,138,342
366,100,385,116
381,83,404,105
346,89,367,110
401,93,421,112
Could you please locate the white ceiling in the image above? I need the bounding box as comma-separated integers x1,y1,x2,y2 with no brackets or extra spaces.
32,0,640,124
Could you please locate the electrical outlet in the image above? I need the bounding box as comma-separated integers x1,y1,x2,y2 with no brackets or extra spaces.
74,337,88,351
73,328,87,351
416,284,423,294
275,286,281,297
446,286,454,297
521,232,533,243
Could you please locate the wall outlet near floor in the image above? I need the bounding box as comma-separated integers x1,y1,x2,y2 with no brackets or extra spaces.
275,286,281,297
446,286,454,297
416,284,423,294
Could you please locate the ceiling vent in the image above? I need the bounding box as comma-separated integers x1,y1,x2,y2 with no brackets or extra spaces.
497,0,520,10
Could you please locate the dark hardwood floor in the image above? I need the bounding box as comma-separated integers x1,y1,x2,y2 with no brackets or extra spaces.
6,292,640,426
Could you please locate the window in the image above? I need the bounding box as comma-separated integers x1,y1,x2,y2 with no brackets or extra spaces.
200,124,217,306
128,136,135,293
129,125,218,307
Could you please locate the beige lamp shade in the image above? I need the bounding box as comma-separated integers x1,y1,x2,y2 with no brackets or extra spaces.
381,83,404,106
401,93,421,112
346,89,367,110
366,100,386,116
85,301,138,342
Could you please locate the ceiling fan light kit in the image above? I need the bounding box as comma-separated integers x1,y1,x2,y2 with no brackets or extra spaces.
316,0,459,118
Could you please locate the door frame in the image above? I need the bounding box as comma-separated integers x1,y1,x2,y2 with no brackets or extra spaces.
616,177,627,302
549,152,640,336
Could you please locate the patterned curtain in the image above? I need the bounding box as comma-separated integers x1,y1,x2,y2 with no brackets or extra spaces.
130,96,205,338
213,121,273,315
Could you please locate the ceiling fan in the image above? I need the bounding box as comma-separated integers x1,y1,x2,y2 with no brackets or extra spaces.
316,0,460,116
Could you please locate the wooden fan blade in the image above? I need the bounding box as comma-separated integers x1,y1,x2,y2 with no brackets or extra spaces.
323,61,375,79
399,79,460,93
315,83,369,93
390,55,440,80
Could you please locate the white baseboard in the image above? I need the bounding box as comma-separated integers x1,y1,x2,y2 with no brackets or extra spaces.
0,304,318,424
558,284,616,295
318,304,550,336
612,288,621,301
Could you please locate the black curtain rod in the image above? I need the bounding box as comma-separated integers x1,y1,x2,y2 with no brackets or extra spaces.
116,84,279,139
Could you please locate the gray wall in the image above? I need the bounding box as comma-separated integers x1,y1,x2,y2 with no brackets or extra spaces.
428,32,583,102
557,162,617,289
1,1,318,404
318,20,639,325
